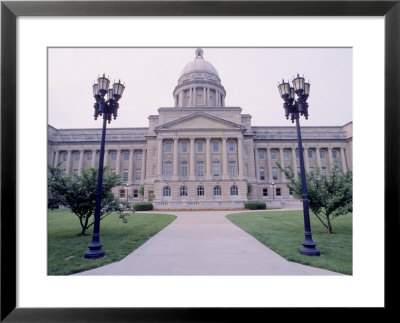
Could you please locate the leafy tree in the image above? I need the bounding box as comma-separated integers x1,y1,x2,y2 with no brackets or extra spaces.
48,165,131,235
48,164,66,209
278,163,352,234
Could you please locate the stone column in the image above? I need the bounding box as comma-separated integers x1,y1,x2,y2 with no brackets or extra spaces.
222,137,228,178
203,88,206,106
328,147,334,173
116,149,122,174
316,147,322,169
104,150,109,167
192,88,196,106
206,138,211,179
303,147,310,173
206,88,209,106
254,148,260,180
78,150,85,175
267,148,273,183
173,138,179,178
189,88,192,107
157,138,163,176
189,138,195,179
141,149,147,181
53,150,59,167
279,148,285,181
128,149,134,184
341,147,348,172
91,150,96,167
66,150,72,175
237,137,244,178
292,147,298,180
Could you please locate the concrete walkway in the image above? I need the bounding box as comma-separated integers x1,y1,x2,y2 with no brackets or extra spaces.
77,210,343,276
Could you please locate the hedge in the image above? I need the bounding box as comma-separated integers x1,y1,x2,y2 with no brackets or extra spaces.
244,201,266,210
133,202,153,211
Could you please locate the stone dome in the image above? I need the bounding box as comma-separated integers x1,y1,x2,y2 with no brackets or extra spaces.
173,48,226,108
180,48,219,78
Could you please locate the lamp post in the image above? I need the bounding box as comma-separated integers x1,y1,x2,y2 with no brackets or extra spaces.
84,74,125,259
277,74,320,256
270,181,276,200
125,184,130,203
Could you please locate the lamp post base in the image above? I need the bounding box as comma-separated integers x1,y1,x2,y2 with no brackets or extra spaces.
300,239,320,256
84,239,105,259
84,248,105,259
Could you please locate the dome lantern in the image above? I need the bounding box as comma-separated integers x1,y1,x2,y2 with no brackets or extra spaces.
173,48,226,108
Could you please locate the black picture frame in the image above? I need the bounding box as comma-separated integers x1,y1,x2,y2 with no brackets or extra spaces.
1,1,398,321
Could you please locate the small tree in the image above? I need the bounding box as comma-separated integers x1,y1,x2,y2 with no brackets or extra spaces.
247,183,253,199
48,165,127,235
278,163,352,234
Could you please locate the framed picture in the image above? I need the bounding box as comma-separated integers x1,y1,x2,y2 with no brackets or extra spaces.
1,0,398,320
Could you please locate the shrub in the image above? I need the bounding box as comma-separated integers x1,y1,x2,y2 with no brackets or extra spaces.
134,202,153,211
244,201,266,210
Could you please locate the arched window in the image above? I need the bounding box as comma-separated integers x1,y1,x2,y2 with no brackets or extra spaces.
197,186,204,196
163,186,171,197
180,186,188,197
230,185,238,196
213,186,221,196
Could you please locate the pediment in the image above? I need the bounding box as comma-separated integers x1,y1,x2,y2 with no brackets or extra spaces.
155,112,244,131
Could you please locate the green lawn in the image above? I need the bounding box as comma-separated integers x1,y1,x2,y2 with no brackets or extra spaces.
226,210,352,275
48,209,176,275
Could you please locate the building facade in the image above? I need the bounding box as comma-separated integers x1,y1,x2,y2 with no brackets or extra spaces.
48,49,352,210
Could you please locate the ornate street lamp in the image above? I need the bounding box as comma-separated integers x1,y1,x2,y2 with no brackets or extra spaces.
270,181,276,200
84,74,125,259
277,74,320,256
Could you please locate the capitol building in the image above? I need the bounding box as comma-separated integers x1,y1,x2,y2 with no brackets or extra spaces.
48,48,352,210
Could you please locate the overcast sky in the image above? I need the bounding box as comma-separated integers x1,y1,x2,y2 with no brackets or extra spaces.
48,47,352,129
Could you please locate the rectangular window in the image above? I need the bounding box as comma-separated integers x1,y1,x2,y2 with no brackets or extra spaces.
296,150,299,158
228,142,235,152
181,162,188,177
122,169,129,182
321,167,327,177
276,188,281,196
263,188,268,196
181,142,188,153
272,167,278,180
135,169,141,180
110,152,117,161
332,150,337,159
229,161,236,177
164,162,172,177
62,153,67,162
309,167,315,174
320,150,326,159
197,161,204,177
308,150,313,158
136,152,142,161
164,143,172,153
212,142,219,152
133,190,139,198
197,142,203,152
260,167,265,180
119,190,126,198
284,150,290,160
73,169,78,174
123,152,130,161
87,152,92,161
271,150,277,160
258,150,265,160
74,153,80,162
213,161,220,176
